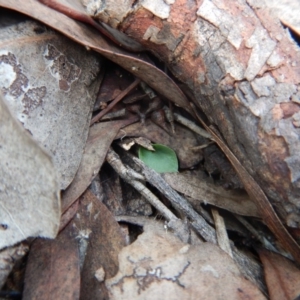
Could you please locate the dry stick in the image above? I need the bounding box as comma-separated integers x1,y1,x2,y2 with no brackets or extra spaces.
234,214,289,258
106,149,264,290
106,148,189,242
211,208,233,258
90,78,141,125
191,142,214,151
167,101,176,134
131,156,217,243
129,154,265,292
163,106,211,139
190,103,300,264
101,108,126,121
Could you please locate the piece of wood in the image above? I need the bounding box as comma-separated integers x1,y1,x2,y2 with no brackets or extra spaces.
23,222,80,300
84,0,300,232
191,106,300,264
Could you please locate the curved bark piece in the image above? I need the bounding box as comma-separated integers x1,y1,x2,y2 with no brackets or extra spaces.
86,0,300,231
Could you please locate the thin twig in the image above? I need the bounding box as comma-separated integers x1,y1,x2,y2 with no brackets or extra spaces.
168,101,175,134
114,152,265,292
234,214,292,260
163,106,211,139
101,108,126,120
90,78,141,125
110,150,265,292
191,142,214,151
212,208,233,258
130,155,217,243
106,148,189,242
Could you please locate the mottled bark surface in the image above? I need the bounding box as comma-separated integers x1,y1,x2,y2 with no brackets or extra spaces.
85,0,300,230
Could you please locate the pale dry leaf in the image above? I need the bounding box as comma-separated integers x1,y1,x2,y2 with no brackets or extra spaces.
259,249,300,300
0,95,60,249
163,172,260,217
62,118,136,212
105,220,266,300
212,208,233,258
0,17,103,189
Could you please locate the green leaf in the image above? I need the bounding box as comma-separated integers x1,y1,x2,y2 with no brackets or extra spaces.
138,144,178,173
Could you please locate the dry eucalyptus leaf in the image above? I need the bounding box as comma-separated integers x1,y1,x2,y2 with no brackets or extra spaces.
75,190,126,299
94,62,134,110
163,172,260,218
259,249,300,300
62,118,136,212
0,16,103,189
0,95,60,249
23,222,80,300
105,220,266,299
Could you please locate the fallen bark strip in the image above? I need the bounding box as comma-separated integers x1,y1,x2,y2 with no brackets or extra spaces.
191,105,300,264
